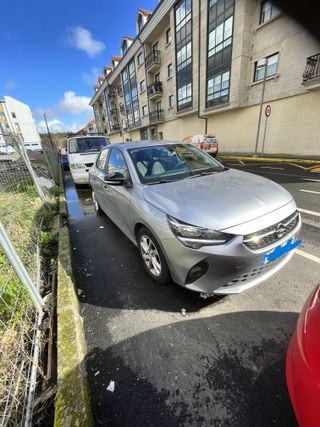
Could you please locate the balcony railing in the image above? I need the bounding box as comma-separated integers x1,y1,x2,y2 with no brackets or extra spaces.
147,81,163,99
111,124,120,131
145,50,161,71
127,119,142,129
150,109,165,124
302,53,320,86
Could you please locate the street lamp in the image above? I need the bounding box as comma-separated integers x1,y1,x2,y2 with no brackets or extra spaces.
254,58,267,157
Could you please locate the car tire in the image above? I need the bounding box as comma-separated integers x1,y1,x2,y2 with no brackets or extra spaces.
92,191,103,214
137,227,171,285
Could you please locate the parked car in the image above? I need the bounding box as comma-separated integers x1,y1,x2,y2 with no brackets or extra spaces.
0,143,15,155
67,135,110,184
89,141,301,295
286,283,320,427
24,141,42,152
184,134,218,157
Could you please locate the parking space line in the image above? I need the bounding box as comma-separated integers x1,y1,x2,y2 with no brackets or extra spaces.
260,166,285,170
302,178,320,183
298,208,320,217
296,249,320,264
299,189,320,195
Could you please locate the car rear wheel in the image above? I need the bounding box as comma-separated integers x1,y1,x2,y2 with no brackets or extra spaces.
92,191,103,214
138,227,171,285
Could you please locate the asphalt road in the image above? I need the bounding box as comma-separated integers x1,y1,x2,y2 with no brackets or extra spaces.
64,160,320,427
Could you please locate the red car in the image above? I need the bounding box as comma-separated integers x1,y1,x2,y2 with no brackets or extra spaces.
286,283,320,427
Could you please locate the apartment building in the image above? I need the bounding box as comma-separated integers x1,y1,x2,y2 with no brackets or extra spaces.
0,96,41,145
90,0,320,156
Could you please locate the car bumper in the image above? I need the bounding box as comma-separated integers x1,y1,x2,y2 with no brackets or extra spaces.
70,169,90,184
162,221,301,295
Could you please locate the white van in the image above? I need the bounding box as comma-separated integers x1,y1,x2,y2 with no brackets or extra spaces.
67,135,110,184
24,141,43,152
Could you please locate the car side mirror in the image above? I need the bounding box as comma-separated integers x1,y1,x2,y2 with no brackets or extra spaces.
104,172,127,185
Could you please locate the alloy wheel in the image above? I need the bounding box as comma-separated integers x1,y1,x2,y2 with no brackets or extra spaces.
140,234,162,277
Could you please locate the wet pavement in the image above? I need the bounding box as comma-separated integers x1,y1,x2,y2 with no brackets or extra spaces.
63,162,320,426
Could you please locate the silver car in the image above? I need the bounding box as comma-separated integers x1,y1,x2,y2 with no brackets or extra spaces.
89,141,301,295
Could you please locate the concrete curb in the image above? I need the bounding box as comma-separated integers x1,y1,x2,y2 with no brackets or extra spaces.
54,171,94,427
218,155,320,165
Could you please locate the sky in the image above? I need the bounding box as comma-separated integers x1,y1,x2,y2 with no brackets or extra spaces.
0,0,157,133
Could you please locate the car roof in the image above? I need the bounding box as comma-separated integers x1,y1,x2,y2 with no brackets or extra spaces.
67,135,108,140
112,140,185,150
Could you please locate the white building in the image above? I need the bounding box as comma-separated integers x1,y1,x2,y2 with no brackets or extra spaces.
0,96,41,146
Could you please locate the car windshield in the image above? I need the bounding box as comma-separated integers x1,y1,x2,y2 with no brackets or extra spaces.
69,137,108,154
128,143,225,184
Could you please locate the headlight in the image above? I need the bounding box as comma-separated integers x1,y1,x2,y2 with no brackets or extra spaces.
167,216,232,249
70,163,86,169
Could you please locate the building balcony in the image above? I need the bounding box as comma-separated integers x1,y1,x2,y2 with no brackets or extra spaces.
150,109,165,124
302,53,320,89
147,81,163,100
127,119,142,130
110,123,120,132
110,108,118,116
145,50,161,72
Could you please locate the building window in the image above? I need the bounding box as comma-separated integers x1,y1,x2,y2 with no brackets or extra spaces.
122,40,128,55
166,28,171,44
168,63,173,78
140,80,146,92
142,105,148,116
140,128,148,140
138,14,144,32
260,1,280,24
206,0,234,108
168,95,174,108
121,59,140,127
137,51,144,66
254,53,279,81
11,112,16,118
175,0,192,111
154,73,160,83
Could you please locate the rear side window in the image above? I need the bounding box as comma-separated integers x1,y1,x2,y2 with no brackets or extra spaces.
96,148,109,170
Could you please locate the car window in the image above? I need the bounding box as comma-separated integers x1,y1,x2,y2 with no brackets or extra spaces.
96,148,109,170
107,149,128,176
129,143,224,184
69,137,108,154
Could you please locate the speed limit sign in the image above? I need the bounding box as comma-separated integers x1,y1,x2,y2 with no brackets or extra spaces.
265,105,271,117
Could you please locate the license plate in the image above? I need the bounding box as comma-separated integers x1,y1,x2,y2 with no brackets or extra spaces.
260,238,301,266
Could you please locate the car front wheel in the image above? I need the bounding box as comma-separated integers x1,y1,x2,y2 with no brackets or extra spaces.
138,227,171,285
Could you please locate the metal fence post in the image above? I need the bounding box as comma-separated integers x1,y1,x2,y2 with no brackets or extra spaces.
0,222,44,313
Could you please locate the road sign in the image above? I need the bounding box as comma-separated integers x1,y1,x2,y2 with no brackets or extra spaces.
265,105,271,117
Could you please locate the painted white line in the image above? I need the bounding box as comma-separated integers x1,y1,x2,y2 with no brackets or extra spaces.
298,208,320,217
296,249,320,264
302,217,320,229
260,166,284,170
299,189,320,195
302,178,320,183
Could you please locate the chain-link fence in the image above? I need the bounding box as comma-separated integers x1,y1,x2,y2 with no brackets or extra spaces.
0,133,58,426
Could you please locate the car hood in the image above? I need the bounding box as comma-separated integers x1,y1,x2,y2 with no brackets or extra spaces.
143,168,293,231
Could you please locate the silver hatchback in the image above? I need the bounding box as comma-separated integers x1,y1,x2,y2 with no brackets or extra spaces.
89,141,301,295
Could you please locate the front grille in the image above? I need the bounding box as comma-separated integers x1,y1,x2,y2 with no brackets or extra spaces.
85,163,94,168
243,210,300,251
224,256,282,287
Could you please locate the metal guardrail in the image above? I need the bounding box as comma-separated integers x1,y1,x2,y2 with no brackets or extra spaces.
147,81,163,97
149,109,165,123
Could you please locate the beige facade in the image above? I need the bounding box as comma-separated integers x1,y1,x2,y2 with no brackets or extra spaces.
90,0,320,157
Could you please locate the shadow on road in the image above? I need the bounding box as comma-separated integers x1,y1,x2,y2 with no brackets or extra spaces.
83,310,298,426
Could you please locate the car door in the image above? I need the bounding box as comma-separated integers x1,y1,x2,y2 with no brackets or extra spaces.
104,148,133,238
91,147,110,213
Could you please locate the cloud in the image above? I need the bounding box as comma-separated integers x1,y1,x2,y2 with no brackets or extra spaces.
36,118,89,134
64,26,105,57
4,80,17,90
37,118,65,133
36,91,91,118
82,67,100,85
58,91,91,114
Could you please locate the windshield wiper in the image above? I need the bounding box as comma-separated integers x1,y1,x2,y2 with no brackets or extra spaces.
147,179,175,185
184,170,218,180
